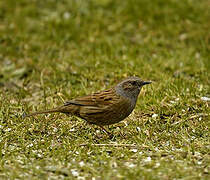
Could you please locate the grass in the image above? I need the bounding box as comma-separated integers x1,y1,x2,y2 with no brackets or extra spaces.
0,0,209,179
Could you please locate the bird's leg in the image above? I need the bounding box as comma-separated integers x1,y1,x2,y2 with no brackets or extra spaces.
98,126,113,138
99,126,109,134
118,130,126,138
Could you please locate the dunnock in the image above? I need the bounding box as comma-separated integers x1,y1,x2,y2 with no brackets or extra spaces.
24,77,151,129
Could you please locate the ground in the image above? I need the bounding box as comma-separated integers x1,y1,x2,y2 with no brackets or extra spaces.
0,0,209,179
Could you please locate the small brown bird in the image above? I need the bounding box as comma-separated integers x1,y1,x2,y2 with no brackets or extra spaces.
24,77,151,131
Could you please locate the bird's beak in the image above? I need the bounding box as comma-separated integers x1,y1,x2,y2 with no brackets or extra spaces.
142,81,152,86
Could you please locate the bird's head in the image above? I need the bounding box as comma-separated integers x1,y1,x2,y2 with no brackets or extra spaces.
115,76,151,100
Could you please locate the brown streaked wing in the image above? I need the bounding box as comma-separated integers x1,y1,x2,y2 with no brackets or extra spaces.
79,93,131,125
63,88,127,125
65,88,120,107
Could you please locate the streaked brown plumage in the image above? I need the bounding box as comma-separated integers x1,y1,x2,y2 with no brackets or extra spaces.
24,77,151,127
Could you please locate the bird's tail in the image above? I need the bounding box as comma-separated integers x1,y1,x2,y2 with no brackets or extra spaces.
23,107,64,118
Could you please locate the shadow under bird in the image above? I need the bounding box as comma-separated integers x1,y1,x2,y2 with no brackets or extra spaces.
24,77,151,131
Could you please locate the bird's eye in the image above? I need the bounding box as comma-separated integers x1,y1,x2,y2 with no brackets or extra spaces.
131,81,137,86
